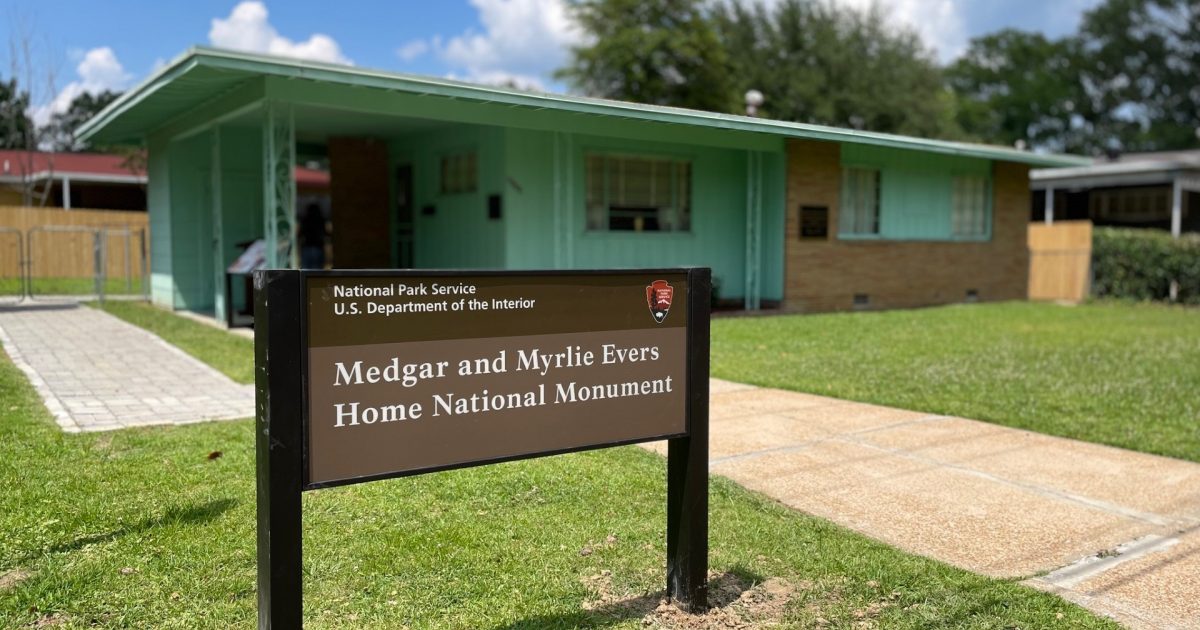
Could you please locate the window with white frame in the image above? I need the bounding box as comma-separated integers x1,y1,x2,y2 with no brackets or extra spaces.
839,167,880,235
951,175,989,238
585,153,691,232
440,151,477,194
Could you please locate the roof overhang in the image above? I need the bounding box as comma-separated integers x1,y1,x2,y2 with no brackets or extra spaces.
1031,160,1200,190
0,171,146,185
79,47,1091,168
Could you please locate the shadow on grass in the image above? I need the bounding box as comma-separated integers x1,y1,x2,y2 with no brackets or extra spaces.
491,568,763,630
16,498,238,565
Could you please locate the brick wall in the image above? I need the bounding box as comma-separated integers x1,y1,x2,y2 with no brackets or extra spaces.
784,138,1030,312
328,137,391,268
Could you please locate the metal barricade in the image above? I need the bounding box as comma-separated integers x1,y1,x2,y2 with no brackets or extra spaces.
99,227,149,300
2,225,149,303
26,225,103,301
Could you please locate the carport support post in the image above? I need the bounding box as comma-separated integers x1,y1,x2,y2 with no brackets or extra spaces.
666,267,711,612
254,269,304,629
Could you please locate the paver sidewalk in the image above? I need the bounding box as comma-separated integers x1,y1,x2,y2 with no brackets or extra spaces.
647,379,1200,629
0,304,254,431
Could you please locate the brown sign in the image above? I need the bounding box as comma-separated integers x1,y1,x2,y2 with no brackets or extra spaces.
303,272,691,486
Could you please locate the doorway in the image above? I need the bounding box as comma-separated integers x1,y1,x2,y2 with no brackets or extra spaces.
395,164,414,268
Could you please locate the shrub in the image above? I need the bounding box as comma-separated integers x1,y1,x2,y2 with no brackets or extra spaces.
1092,227,1200,304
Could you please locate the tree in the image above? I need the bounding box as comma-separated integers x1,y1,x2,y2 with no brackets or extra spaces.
45,89,121,152
555,0,738,114
0,76,33,149
948,0,1199,153
1078,0,1199,151
946,30,1097,153
715,0,963,138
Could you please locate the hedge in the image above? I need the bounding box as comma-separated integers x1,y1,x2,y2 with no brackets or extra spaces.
1092,227,1200,304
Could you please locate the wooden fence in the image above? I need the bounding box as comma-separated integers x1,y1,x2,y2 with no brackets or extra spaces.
1028,220,1092,303
0,205,148,287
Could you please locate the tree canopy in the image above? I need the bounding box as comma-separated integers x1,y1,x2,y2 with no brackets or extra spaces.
555,0,737,114
558,0,961,138
714,0,962,139
0,76,34,150
45,89,121,152
559,0,1199,153
950,0,1199,153
946,30,1094,153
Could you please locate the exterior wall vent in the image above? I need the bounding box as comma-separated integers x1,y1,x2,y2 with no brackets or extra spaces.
965,289,979,302
853,293,870,310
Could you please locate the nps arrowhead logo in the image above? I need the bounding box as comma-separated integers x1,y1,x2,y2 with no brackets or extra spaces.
645,280,674,324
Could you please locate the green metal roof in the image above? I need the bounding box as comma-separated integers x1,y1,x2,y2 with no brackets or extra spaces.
78,47,1091,168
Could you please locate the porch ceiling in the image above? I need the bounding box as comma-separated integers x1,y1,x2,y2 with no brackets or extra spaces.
291,106,447,143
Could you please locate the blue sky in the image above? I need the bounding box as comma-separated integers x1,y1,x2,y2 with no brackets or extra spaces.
3,0,1101,124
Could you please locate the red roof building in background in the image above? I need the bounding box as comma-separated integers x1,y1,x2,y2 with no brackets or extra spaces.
0,150,329,211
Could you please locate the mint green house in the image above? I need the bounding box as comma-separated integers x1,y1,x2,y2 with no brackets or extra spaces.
78,48,1085,318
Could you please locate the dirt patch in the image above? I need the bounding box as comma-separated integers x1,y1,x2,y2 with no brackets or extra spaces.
798,579,900,628
583,571,800,629
30,612,66,627
0,568,30,591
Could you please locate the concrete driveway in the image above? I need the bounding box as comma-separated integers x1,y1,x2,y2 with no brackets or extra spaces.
648,379,1200,629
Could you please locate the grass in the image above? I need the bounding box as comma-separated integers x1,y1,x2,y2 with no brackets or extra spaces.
714,300,1200,462
0,277,146,298
92,301,254,384
0,303,1115,628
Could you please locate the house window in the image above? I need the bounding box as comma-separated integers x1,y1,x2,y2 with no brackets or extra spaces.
840,167,880,235
440,151,477,194
585,153,691,232
952,175,989,238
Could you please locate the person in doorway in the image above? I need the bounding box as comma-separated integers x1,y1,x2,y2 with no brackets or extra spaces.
300,203,327,269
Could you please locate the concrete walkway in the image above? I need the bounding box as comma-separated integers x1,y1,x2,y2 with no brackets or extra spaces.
0,304,254,431
647,379,1200,629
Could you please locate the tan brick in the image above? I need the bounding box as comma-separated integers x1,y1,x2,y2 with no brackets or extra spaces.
783,139,1030,312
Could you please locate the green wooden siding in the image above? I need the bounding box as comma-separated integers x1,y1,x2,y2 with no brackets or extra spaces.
146,136,173,308
166,132,215,311
215,125,264,320
840,144,992,242
494,129,785,302
392,124,506,269
758,151,786,302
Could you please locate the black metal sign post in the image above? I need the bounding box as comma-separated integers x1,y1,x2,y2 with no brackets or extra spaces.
668,267,710,611
254,268,710,628
254,271,304,629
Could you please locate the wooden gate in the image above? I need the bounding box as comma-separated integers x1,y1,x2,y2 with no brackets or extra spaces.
1028,220,1092,302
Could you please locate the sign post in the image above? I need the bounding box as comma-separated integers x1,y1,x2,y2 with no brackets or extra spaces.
255,268,710,628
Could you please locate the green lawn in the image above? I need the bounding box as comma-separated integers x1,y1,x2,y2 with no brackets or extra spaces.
0,277,146,298
0,302,1113,628
714,300,1200,462
92,301,254,384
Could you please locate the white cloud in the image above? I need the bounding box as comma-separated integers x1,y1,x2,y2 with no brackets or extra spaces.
396,39,430,62
32,46,131,127
436,0,583,90
209,1,351,65
830,0,967,63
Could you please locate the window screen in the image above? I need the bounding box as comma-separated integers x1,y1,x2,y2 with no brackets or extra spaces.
840,168,880,235
951,175,988,237
585,153,691,232
440,151,478,195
